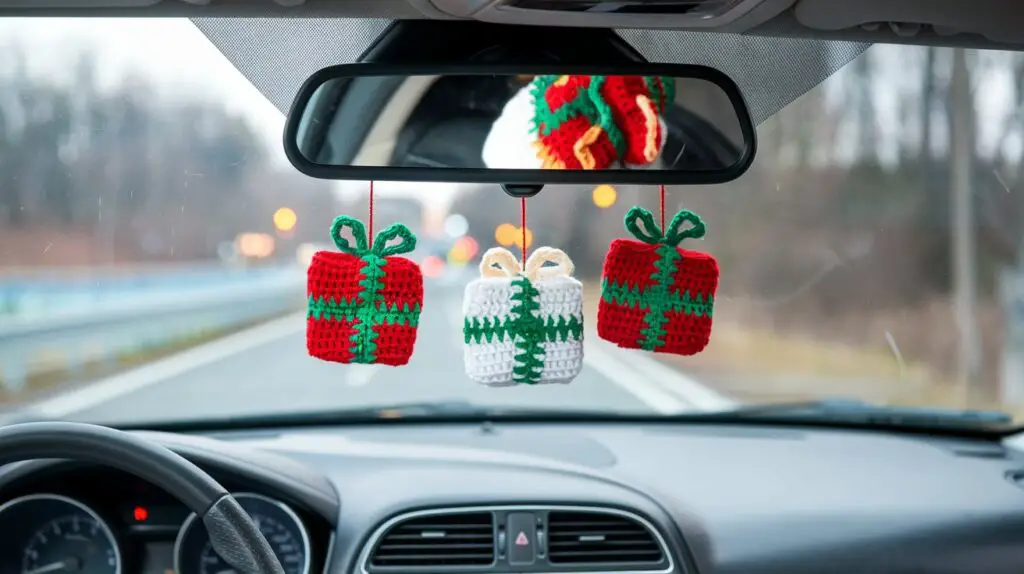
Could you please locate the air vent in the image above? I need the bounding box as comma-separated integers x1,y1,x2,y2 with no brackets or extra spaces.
369,512,495,569
547,510,665,566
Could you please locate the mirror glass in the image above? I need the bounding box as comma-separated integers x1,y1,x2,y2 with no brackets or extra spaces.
290,73,751,173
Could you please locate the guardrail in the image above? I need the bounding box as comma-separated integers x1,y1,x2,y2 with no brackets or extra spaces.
0,265,306,392
0,262,296,318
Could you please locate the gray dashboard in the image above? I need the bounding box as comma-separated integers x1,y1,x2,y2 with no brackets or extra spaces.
1,421,1023,574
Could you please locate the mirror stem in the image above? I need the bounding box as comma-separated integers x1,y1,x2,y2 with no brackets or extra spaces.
502,184,544,198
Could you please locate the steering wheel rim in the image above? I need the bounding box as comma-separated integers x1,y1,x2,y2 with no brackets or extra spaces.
0,421,285,574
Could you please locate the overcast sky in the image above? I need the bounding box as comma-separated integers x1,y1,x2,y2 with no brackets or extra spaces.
0,19,286,157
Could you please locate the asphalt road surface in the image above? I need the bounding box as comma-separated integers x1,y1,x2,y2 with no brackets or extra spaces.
22,278,734,425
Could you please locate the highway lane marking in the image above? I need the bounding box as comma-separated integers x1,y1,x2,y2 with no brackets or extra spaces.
585,337,735,412
582,345,691,414
25,312,306,418
614,346,736,410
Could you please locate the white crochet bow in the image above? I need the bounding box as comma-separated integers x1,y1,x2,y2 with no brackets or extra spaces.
478,246,575,281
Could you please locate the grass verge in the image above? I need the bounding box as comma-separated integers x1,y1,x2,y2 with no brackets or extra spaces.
582,284,1024,420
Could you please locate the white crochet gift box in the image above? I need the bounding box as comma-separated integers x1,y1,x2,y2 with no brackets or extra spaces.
463,247,584,386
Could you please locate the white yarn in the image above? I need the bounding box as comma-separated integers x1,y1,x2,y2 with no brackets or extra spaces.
463,247,584,386
481,85,543,170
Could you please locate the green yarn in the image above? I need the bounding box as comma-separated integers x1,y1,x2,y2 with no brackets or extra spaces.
585,76,627,159
643,76,676,112
601,280,713,318
638,244,680,350
509,276,545,385
463,314,583,345
623,205,705,247
348,254,386,363
329,215,417,258
308,296,421,326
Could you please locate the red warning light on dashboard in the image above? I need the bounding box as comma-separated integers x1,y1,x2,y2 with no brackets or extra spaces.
133,506,149,522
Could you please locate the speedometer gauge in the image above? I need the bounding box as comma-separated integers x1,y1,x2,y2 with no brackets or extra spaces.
0,494,121,574
23,514,119,574
174,493,310,574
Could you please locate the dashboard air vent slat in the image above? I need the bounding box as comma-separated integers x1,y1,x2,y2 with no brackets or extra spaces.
370,512,495,569
547,511,664,566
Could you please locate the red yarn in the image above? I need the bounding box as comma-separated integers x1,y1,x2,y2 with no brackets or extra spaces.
598,75,665,166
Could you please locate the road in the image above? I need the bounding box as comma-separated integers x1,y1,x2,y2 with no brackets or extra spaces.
20,278,734,424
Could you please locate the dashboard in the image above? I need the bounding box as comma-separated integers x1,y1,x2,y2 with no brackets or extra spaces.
0,421,1023,574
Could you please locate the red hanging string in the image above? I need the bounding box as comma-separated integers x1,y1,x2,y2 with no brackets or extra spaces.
368,180,375,248
520,197,528,270
659,184,666,231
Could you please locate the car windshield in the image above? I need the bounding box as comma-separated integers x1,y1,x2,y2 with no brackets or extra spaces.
1,18,1022,428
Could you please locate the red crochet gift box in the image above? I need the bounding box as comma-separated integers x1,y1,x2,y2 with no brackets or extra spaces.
307,216,423,366
531,74,675,170
597,206,718,356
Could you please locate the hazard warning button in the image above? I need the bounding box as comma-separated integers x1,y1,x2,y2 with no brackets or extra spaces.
506,512,537,565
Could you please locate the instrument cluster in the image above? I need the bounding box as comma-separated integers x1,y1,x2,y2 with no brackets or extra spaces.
0,491,312,574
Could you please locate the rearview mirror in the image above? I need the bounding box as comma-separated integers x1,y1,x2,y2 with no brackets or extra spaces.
284,64,756,185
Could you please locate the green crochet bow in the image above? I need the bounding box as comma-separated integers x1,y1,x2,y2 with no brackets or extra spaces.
624,206,706,247
329,215,417,257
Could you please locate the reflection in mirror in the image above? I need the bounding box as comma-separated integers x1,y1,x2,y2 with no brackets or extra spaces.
292,74,748,172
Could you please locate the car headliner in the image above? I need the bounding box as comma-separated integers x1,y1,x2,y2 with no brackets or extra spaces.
4,1,1019,129
185,0,1021,127
192,19,869,126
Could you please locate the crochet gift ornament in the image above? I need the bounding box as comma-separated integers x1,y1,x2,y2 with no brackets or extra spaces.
306,215,423,366
598,206,718,356
482,74,675,170
463,247,584,386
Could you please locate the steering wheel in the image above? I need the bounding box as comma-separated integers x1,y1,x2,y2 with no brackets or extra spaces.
0,421,285,574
